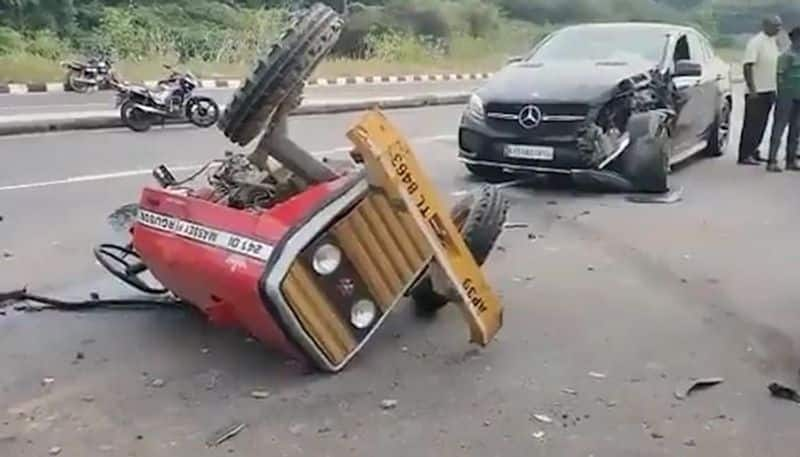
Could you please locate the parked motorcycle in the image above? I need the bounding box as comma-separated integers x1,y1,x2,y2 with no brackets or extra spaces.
61,55,116,93
115,65,220,133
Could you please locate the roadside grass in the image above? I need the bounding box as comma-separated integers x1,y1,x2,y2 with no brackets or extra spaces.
0,19,542,84
0,53,509,84
1,41,742,85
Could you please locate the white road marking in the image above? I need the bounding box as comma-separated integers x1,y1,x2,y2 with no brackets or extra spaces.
0,134,456,192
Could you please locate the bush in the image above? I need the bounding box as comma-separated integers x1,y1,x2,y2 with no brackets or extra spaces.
25,30,68,60
364,29,444,62
0,26,25,55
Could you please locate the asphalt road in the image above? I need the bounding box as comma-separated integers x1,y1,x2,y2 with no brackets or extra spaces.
3,98,800,456
0,80,482,116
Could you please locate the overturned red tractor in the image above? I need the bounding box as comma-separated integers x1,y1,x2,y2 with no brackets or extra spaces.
94,3,507,372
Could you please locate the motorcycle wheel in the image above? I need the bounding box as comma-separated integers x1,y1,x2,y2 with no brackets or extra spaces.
120,101,153,132
185,96,220,128
66,70,91,93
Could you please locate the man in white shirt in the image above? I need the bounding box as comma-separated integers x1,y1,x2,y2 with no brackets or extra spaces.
738,16,782,165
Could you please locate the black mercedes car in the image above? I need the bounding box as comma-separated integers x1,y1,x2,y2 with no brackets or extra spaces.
459,23,732,192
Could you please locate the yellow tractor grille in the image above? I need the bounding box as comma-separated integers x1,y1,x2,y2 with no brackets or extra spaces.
280,190,433,365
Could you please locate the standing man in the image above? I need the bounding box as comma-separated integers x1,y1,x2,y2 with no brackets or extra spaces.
739,16,782,165
766,27,800,172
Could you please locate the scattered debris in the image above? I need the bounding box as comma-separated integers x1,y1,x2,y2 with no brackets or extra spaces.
201,348,210,354
401,346,409,353
483,420,491,427
629,377,643,383
587,265,596,272
250,390,270,399
75,351,85,361
532,414,553,424
674,377,724,400
561,388,578,396
42,377,55,386
684,439,697,447
768,382,800,403
205,370,221,390
546,201,558,206
2,251,13,259
150,378,166,388
89,292,100,300
650,432,664,439
318,426,332,434
532,431,546,441
527,233,537,240
48,446,62,455
503,222,529,229
289,424,305,436
81,395,95,403
207,422,246,447
380,399,398,410
680,278,689,284
605,400,618,408
588,372,607,380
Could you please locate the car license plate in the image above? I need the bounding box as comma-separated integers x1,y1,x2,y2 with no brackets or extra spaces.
504,144,554,161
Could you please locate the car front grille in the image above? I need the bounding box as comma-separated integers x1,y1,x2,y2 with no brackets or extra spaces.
485,103,590,117
280,190,432,365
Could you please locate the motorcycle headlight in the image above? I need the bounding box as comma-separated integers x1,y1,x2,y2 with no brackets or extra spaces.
350,299,377,329
312,243,342,276
467,93,485,119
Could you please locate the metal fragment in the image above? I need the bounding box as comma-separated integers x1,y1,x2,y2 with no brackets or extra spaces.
206,422,246,447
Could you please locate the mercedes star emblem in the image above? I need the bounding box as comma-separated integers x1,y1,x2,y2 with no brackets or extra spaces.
518,105,543,129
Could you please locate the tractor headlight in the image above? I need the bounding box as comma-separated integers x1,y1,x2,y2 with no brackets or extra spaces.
467,93,485,119
350,299,377,329
312,243,342,276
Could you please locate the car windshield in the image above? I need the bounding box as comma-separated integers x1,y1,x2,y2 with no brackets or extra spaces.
528,27,669,63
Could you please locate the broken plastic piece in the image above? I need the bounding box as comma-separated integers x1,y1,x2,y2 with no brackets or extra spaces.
674,377,724,400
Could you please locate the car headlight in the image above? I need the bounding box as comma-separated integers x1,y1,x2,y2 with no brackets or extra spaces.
467,93,485,119
312,243,342,275
350,299,377,329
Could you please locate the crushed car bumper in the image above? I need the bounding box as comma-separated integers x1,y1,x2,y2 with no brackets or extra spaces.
458,114,629,174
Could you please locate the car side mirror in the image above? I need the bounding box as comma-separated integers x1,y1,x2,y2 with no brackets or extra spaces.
506,55,523,65
674,60,702,78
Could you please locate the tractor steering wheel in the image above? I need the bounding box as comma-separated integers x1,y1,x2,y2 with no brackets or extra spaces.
93,244,167,295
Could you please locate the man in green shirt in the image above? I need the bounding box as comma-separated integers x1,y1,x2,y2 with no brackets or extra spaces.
767,26,800,172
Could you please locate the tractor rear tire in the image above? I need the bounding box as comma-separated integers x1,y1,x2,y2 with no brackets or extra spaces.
411,185,508,316
218,3,343,146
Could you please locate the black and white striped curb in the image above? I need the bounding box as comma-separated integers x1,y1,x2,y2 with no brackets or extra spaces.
0,72,492,95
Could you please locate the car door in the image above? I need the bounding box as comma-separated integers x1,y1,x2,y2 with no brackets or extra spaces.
687,32,719,143
669,33,715,156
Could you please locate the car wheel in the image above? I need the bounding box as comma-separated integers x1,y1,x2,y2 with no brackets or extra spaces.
612,111,671,193
465,164,513,182
411,185,508,316
704,97,731,157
